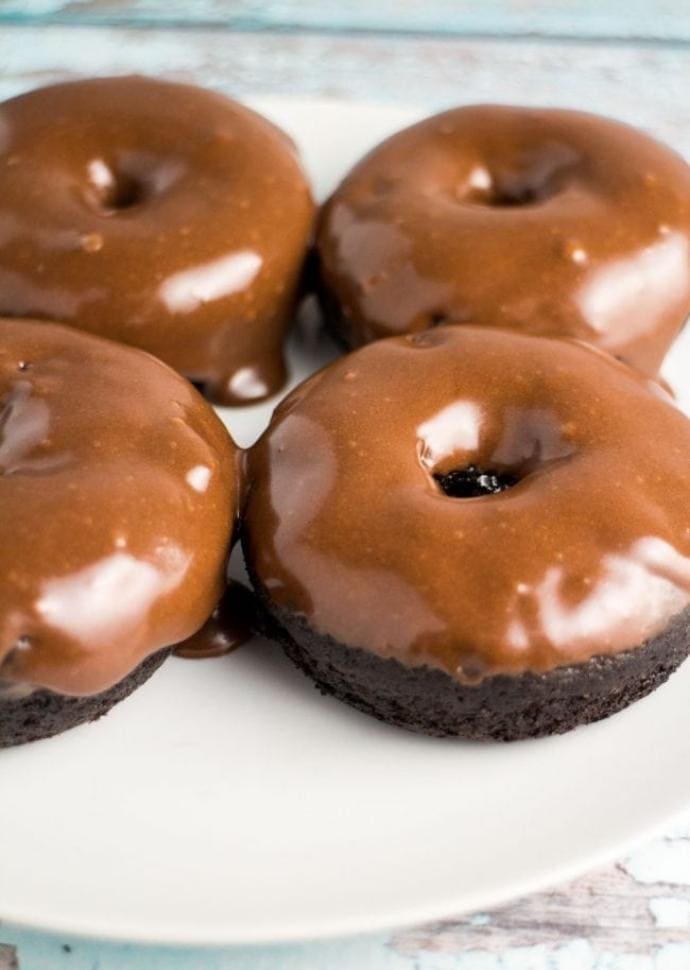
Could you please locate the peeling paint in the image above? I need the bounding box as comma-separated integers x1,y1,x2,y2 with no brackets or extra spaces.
656,942,690,970
624,841,690,886
649,897,690,928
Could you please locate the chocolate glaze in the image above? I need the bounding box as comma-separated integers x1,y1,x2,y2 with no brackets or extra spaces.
0,318,238,696
244,326,690,683
317,105,690,376
0,76,315,404
174,580,257,658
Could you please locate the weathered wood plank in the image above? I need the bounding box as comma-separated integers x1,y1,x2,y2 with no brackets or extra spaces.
395,864,690,954
1,24,689,161
0,945,17,970
3,0,690,44
391,821,690,959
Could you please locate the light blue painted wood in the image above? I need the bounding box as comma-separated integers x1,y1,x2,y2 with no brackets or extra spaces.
2,24,689,161
3,0,690,43
0,928,415,970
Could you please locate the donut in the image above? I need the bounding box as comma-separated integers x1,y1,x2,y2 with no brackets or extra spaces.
0,318,238,746
317,105,690,377
0,76,314,405
243,326,690,740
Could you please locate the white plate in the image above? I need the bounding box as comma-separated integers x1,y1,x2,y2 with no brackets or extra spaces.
1,97,690,948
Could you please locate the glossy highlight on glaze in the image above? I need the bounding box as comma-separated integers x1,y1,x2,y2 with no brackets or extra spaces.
0,76,315,405
0,318,238,696
317,105,690,377
244,326,690,682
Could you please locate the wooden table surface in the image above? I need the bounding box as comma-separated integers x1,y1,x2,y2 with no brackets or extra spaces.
1,3,690,967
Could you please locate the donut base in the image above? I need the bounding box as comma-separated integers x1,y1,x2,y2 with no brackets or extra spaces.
253,583,690,741
0,649,169,748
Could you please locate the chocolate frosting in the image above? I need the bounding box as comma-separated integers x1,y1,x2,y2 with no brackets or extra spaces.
317,105,690,376
174,581,257,659
244,326,690,682
0,76,314,404
0,318,238,696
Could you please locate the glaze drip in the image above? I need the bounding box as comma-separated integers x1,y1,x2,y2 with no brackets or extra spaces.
174,581,258,659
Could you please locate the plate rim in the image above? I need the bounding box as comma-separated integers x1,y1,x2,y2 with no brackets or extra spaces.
2,794,688,947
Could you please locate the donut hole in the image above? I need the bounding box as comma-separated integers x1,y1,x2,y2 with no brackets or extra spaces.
96,171,147,212
461,146,580,208
435,465,519,498
104,173,146,211
464,177,554,208
85,158,148,213
491,183,543,206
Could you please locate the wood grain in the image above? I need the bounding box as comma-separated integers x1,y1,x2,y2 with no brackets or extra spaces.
1,24,689,161
390,799,690,963
395,862,690,955
3,0,690,43
0,946,17,970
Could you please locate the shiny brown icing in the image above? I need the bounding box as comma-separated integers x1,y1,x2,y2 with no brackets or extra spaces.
0,76,314,405
317,105,690,377
0,318,238,696
174,581,257,659
244,326,690,682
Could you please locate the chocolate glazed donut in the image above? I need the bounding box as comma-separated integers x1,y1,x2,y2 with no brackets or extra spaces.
0,76,315,405
317,105,690,377
243,326,690,740
0,319,239,746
